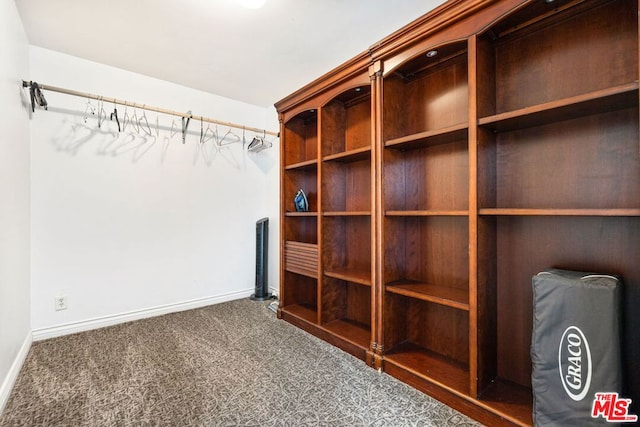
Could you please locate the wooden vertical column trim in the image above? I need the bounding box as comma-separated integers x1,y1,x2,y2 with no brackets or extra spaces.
467,35,480,398
372,60,385,369
367,62,379,368
277,114,286,319
316,108,323,325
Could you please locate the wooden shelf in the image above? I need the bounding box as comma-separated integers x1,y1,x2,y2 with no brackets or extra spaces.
479,208,640,217
386,210,468,217
478,379,533,426
323,211,371,217
324,268,371,286
322,319,370,349
385,342,469,396
283,303,318,324
323,146,371,163
284,159,318,170
385,123,468,151
386,281,469,311
479,83,639,132
285,211,318,217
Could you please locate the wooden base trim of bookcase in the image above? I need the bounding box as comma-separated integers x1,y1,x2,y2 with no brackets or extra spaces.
383,362,531,427
280,310,368,362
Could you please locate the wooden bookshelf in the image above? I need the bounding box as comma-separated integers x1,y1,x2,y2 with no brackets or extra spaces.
277,0,640,424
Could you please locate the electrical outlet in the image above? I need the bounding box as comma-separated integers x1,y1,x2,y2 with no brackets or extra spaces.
54,295,68,311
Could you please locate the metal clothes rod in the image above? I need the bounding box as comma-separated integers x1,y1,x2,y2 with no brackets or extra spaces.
22,80,279,137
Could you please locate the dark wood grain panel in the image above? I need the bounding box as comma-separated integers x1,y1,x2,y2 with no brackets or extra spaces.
321,99,346,156
322,158,371,212
322,216,371,273
322,278,371,338
283,271,318,323
321,91,371,156
283,168,318,213
382,76,407,142
384,139,469,211
493,0,637,113
345,96,372,151
492,108,639,210
384,294,470,366
386,216,469,292
345,281,371,328
283,217,317,244
321,276,347,324
383,46,469,141
495,216,640,387
284,113,318,165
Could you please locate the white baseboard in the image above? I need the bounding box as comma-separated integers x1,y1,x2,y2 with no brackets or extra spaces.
0,332,32,416
32,288,253,342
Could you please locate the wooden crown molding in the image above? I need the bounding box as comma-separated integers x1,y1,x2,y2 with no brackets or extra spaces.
274,0,498,115
274,50,371,115
368,0,496,62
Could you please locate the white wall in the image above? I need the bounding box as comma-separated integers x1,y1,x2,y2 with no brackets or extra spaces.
0,0,32,413
29,46,280,334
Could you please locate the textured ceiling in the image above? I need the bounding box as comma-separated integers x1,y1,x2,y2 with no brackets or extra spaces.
15,0,447,107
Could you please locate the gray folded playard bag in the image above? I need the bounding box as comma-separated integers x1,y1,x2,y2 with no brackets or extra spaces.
531,269,623,426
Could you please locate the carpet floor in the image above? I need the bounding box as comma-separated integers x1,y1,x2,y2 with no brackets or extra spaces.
0,299,481,426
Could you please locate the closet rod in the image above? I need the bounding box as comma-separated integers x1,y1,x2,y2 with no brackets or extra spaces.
22,80,279,137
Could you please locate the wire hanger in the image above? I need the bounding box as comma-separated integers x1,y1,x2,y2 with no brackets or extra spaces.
97,98,107,129
218,127,240,147
131,107,140,133
83,97,96,123
247,129,271,152
122,102,130,131
155,116,160,137
202,123,216,144
170,119,178,138
139,106,152,136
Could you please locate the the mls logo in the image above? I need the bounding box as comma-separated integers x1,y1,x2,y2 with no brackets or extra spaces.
592,392,638,423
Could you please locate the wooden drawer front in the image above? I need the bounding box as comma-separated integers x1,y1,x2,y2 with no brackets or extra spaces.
285,241,318,278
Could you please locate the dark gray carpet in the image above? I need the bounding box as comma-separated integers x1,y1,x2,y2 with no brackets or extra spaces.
0,299,481,426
